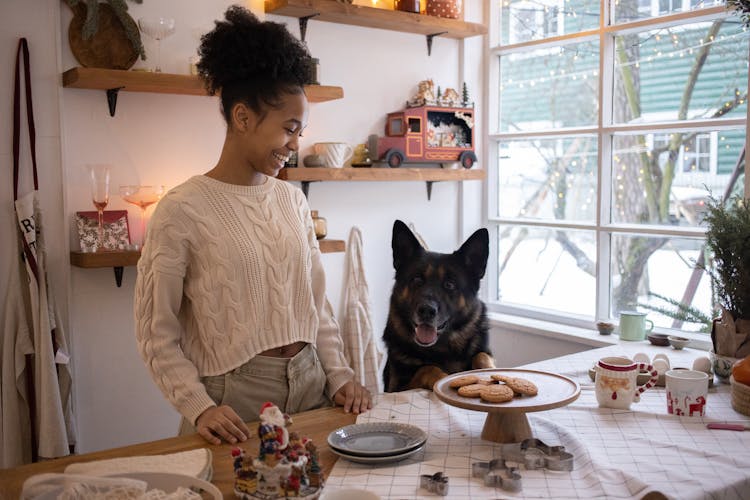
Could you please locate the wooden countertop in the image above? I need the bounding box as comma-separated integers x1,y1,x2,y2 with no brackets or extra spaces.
0,406,357,498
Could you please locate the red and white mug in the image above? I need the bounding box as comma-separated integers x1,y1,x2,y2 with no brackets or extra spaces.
594,356,658,410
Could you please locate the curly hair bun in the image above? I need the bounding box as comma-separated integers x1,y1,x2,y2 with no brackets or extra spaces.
197,6,313,96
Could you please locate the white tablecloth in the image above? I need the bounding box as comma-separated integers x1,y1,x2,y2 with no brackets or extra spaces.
325,344,750,499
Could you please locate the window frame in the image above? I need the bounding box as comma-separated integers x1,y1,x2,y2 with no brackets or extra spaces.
483,2,749,331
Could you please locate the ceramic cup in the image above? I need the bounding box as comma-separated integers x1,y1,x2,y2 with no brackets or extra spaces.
618,310,654,341
313,142,354,168
595,356,658,410
666,369,709,416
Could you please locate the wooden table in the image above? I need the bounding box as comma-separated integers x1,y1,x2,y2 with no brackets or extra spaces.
0,406,356,499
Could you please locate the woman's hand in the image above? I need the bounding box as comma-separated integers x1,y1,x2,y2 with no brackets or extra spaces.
195,405,251,445
333,380,372,414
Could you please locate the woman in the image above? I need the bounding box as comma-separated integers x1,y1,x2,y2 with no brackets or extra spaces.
134,6,371,446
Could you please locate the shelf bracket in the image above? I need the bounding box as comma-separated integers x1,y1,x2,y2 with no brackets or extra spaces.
426,32,447,56
299,13,320,43
106,87,124,117
426,181,434,200
301,181,311,198
113,266,124,287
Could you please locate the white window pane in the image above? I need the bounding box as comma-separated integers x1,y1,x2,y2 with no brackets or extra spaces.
611,234,714,333
614,0,725,23
612,21,748,125
497,226,596,316
499,40,599,132
611,128,745,226
500,0,600,45
496,136,598,221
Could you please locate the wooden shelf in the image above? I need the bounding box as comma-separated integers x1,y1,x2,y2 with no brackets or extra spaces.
70,240,345,287
280,166,485,199
62,67,344,115
279,167,485,182
266,0,487,39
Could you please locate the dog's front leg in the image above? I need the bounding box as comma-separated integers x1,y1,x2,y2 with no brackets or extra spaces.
407,365,449,390
472,352,495,369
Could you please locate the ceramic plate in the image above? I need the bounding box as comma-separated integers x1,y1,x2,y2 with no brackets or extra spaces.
327,422,427,457
330,444,425,464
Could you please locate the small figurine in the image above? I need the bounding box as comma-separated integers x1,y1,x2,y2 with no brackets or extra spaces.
233,402,323,499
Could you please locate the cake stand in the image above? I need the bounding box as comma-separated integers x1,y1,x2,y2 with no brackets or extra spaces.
433,368,580,444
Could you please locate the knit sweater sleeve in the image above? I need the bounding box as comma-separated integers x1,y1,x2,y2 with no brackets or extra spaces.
301,199,354,398
134,199,216,425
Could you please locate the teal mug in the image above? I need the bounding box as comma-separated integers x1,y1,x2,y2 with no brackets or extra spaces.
618,311,654,341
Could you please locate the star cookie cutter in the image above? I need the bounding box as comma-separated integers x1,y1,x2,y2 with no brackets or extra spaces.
500,438,574,471
471,459,522,492
419,472,449,496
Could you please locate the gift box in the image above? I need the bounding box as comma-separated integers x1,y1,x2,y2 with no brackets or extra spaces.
75,210,131,251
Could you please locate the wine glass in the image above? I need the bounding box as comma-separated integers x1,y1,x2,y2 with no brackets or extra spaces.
138,17,176,72
119,185,165,247
89,164,110,252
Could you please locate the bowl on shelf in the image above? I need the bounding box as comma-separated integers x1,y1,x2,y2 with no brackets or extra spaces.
709,349,739,380
647,333,670,346
596,321,615,335
668,335,690,350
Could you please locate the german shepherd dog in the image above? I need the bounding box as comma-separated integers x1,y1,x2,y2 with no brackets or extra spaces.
382,220,495,392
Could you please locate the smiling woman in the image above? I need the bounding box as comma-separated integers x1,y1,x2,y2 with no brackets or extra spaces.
133,5,371,449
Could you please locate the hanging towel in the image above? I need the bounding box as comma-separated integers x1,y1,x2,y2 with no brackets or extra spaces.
0,38,76,467
341,227,384,395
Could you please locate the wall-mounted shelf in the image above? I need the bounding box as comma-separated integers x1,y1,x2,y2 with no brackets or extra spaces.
62,67,344,115
71,240,345,287
279,166,486,199
266,0,487,55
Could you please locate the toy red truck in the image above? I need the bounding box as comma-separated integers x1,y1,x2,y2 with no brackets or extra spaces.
367,104,477,168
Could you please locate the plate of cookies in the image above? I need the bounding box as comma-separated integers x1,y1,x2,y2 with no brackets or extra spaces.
433,368,581,443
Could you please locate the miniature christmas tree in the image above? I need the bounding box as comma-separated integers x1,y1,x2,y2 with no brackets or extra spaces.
462,82,469,106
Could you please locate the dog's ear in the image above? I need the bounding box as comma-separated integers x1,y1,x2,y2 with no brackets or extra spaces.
455,228,489,280
392,220,424,272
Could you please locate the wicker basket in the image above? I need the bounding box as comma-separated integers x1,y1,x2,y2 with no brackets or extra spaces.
730,376,750,416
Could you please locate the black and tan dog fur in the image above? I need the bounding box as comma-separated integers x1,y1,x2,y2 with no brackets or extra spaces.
382,220,495,392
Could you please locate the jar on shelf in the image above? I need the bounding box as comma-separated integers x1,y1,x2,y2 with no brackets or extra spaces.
311,210,327,240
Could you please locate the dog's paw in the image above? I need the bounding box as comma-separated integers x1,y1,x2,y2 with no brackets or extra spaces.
408,366,449,390
472,352,496,369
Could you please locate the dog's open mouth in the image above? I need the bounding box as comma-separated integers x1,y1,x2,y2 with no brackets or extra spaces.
414,321,448,347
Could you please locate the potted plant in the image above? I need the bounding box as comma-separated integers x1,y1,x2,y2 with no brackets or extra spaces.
64,0,145,70
727,0,750,27
703,195,750,367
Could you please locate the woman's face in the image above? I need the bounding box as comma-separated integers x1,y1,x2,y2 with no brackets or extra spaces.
239,91,309,178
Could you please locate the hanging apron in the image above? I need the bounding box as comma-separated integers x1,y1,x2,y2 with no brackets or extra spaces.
0,38,76,467
341,227,384,394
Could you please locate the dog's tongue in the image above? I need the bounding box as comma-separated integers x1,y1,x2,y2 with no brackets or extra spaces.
415,324,437,345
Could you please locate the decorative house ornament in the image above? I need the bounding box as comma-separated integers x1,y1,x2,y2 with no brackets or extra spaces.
367,80,477,168
426,0,462,19
233,403,323,499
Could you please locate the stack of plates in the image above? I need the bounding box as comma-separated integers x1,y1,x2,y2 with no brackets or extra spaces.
327,422,427,464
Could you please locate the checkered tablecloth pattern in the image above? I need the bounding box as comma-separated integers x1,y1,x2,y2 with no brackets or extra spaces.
325,344,750,499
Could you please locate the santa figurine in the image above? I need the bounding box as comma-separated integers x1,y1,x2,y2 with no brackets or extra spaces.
257,402,291,462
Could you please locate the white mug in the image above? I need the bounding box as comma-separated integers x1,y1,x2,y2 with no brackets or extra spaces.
666,369,708,416
595,356,658,410
313,142,353,168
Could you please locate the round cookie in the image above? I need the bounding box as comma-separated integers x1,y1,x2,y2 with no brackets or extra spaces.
490,373,513,383
480,384,514,403
457,383,485,398
449,375,480,389
504,377,538,396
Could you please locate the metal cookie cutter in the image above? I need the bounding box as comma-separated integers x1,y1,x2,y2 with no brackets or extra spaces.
500,438,574,471
420,472,449,496
471,459,522,493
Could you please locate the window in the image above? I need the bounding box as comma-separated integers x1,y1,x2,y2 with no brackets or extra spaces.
486,1,747,334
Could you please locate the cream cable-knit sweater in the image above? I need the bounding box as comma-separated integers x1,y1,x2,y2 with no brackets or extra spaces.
134,175,353,425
